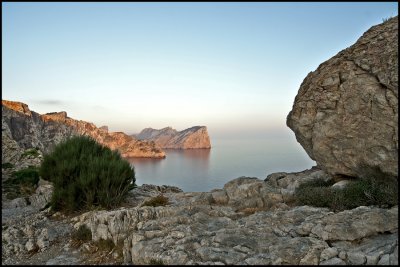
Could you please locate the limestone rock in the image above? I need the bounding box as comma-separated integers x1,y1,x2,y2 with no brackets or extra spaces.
29,180,54,209
2,100,165,159
2,210,72,257
2,173,398,265
135,126,211,149
287,17,398,178
73,190,398,265
1,100,32,116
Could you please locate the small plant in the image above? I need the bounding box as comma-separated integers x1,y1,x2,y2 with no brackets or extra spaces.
3,166,40,199
95,238,115,251
149,258,164,265
71,225,92,242
21,148,40,158
238,207,265,216
2,162,14,169
39,135,136,212
382,16,393,23
141,194,169,207
10,167,40,185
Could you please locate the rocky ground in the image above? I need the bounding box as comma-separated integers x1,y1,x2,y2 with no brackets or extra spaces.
2,166,398,265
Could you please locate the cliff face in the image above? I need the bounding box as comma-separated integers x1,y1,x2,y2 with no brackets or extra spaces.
135,126,211,149
287,17,398,179
2,100,165,163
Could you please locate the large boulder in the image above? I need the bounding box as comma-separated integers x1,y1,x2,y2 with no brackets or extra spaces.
287,17,398,178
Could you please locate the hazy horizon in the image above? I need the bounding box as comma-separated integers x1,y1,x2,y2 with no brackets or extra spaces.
2,2,398,139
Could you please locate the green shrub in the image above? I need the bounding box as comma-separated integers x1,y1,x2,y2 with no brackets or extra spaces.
2,162,14,169
3,166,40,199
149,258,164,265
141,194,169,207
21,148,40,158
39,135,136,212
71,225,92,242
382,16,393,23
10,167,40,185
295,176,398,211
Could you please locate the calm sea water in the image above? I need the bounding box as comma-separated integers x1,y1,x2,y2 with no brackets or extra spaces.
127,136,315,192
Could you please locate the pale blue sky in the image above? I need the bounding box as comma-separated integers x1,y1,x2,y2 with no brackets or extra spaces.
2,2,398,138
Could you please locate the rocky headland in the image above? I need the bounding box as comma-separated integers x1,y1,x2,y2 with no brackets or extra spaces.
134,126,211,149
2,100,166,162
2,17,398,265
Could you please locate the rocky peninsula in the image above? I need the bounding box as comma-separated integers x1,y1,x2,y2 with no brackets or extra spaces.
2,16,398,265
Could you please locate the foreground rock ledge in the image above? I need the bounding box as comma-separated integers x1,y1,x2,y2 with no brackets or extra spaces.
2,167,398,265
68,168,396,265
287,17,398,178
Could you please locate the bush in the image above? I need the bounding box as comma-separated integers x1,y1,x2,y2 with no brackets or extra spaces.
21,148,40,158
10,167,40,185
141,194,169,207
3,166,40,199
39,135,136,212
2,162,14,169
71,225,92,242
149,258,164,265
295,176,398,211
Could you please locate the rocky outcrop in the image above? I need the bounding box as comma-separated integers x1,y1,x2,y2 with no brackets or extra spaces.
287,17,398,179
2,167,398,265
2,100,165,162
135,126,211,149
70,168,398,265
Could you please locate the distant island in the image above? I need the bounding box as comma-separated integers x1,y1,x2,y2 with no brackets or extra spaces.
133,126,211,149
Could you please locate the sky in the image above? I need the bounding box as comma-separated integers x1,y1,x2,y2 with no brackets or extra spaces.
2,2,398,139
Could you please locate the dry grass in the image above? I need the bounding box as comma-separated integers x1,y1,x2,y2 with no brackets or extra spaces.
238,207,265,216
81,239,124,265
141,194,169,207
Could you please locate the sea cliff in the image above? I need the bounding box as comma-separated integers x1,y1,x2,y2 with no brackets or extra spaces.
2,100,165,161
135,126,211,149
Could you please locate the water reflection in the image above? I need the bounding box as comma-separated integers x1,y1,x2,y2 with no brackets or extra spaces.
126,157,164,167
124,139,315,192
126,148,211,192
164,148,210,169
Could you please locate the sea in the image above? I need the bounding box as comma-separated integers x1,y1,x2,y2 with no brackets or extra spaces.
127,135,315,192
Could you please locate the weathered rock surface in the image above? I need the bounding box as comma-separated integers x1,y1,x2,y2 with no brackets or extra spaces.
2,100,165,162
69,168,397,265
2,167,398,265
135,126,211,149
287,17,398,178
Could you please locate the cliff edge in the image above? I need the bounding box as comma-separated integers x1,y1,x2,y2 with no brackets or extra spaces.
2,100,166,163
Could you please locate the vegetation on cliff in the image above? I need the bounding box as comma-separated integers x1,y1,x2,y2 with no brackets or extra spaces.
39,135,136,212
295,175,398,211
3,166,40,199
